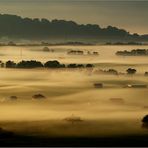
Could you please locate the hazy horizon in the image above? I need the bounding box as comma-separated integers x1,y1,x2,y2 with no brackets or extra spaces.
0,0,147,35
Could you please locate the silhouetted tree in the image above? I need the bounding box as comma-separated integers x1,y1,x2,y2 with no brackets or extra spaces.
67,64,77,68
67,64,85,68
126,68,137,74
142,115,148,129
77,64,85,68
32,94,46,100
16,60,43,68
116,49,148,56
107,69,118,75
6,61,16,68
145,72,148,76
86,64,94,68
142,115,148,123
1,62,5,68
44,60,65,68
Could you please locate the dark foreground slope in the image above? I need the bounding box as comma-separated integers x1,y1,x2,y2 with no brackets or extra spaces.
1,131,148,147
1,126,148,146
0,14,148,42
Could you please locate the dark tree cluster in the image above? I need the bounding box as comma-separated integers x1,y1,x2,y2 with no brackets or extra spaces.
5,60,94,69
17,60,43,68
106,42,142,45
67,64,94,68
86,64,94,68
116,49,148,56
100,69,118,75
67,64,84,68
126,68,137,74
44,60,65,68
67,50,84,55
6,61,16,68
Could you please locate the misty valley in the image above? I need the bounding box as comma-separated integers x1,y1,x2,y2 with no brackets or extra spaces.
0,45,148,146
0,0,148,146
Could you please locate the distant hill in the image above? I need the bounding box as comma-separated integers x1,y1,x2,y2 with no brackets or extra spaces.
0,14,148,43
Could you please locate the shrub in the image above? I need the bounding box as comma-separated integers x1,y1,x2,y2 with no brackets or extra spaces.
126,68,137,74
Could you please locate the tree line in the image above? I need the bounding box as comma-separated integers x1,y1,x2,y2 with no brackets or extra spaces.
1,60,148,76
116,49,148,56
3,60,94,69
0,14,148,42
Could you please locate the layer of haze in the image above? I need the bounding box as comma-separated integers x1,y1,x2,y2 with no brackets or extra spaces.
0,0,148,34
0,45,148,137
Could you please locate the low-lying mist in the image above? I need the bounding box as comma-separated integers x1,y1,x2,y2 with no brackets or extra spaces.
0,68,148,137
0,45,148,137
